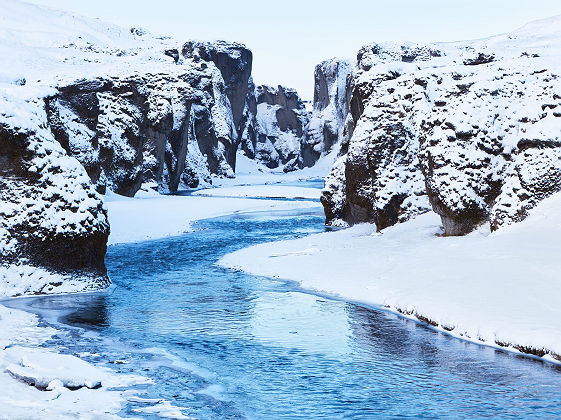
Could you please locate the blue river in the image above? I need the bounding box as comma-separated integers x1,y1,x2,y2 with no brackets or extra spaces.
7,197,561,419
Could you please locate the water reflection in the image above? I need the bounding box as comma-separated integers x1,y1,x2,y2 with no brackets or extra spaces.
4,292,111,330
62,295,110,328
250,291,351,355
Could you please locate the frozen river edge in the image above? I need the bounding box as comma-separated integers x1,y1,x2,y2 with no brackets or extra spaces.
220,191,561,365
2,184,561,417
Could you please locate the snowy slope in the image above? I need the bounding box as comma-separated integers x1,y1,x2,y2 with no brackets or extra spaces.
0,0,177,86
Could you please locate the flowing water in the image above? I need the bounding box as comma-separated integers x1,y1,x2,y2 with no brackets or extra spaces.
5,195,561,419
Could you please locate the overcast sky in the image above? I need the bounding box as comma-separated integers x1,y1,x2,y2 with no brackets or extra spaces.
26,0,561,99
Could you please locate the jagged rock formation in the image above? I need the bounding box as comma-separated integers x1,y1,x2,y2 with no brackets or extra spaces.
322,21,561,234
322,44,434,228
249,84,310,171
46,60,238,195
239,77,259,160
44,39,313,195
182,40,253,168
45,41,257,196
239,60,354,173
304,58,352,165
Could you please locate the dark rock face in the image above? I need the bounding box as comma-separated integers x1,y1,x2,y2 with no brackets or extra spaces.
182,41,253,145
304,59,352,165
46,58,239,196
321,40,561,234
250,84,311,171
0,119,110,294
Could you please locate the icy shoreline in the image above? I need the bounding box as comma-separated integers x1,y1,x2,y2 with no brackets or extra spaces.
220,192,561,363
0,186,323,418
0,302,154,419
105,189,322,245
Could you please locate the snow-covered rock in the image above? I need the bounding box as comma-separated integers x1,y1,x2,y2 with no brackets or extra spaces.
0,0,311,198
182,40,254,179
322,18,561,234
249,84,311,171
304,58,353,165
0,89,109,295
182,40,253,137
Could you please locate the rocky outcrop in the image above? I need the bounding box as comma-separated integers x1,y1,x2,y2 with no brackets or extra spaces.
182,40,253,169
322,44,433,228
249,84,310,171
46,46,249,195
322,30,561,234
304,58,352,164
45,39,316,194
0,94,109,295
419,66,561,235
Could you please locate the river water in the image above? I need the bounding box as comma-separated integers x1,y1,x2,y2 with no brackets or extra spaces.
6,200,561,418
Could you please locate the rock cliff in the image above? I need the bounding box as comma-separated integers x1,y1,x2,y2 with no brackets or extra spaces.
304,58,353,164
0,92,109,295
322,20,561,234
46,60,238,195
0,0,312,294
251,84,310,171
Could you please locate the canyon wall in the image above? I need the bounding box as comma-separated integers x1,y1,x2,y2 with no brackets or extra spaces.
46,45,245,196
322,25,561,234
304,58,353,164
0,0,315,295
0,94,110,295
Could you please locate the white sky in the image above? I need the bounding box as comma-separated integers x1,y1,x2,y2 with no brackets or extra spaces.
26,0,561,100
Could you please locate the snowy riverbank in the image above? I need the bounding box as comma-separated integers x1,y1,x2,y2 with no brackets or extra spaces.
220,191,561,362
191,185,321,200
105,190,321,245
0,302,154,419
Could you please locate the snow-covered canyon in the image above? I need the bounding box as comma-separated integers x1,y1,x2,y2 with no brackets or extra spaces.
2,0,561,417
322,19,561,234
0,0,338,292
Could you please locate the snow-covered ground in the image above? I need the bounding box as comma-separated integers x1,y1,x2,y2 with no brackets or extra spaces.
105,192,321,245
220,191,561,362
210,150,335,187
0,0,180,88
0,303,159,419
192,185,321,200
